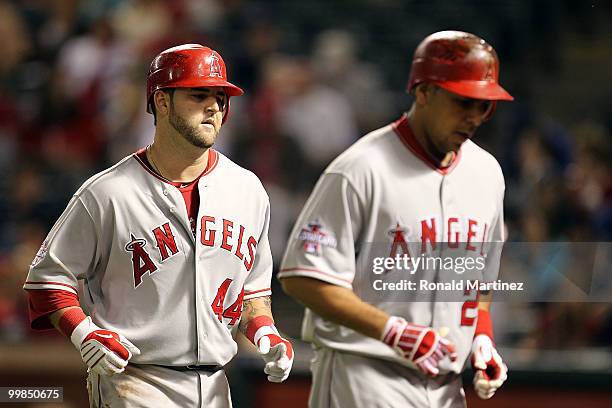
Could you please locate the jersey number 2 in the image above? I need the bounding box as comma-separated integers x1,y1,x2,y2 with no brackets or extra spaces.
211,278,245,326
461,287,479,326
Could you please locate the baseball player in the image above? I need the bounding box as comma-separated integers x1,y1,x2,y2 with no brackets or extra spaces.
279,31,513,407
24,44,293,408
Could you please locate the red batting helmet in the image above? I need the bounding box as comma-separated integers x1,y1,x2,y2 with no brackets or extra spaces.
146,44,244,123
407,31,513,118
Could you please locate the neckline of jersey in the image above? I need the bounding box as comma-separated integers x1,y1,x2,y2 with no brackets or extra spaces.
133,147,219,188
392,114,462,175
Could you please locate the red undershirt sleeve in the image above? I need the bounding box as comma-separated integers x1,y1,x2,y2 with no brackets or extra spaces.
26,289,80,330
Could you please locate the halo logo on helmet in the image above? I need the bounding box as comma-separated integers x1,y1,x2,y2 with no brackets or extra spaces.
146,44,244,123
407,31,513,120
207,54,223,78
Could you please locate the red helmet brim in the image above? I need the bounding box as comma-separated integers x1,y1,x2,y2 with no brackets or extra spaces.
164,79,244,96
435,80,513,101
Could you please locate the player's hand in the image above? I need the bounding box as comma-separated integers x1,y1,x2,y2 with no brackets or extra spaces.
255,327,294,383
70,317,140,376
471,334,507,399
382,316,457,376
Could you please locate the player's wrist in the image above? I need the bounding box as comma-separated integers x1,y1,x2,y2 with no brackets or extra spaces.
381,315,407,345
57,308,87,338
69,316,101,348
474,308,494,341
245,315,276,345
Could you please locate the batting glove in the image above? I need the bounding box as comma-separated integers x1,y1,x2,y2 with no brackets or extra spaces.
70,317,140,376
254,326,294,383
382,316,457,376
471,334,507,399
246,316,294,383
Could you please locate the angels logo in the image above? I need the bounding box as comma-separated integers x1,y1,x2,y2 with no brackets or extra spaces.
206,53,223,78
388,222,412,258
298,220,337,255
125,234,158,288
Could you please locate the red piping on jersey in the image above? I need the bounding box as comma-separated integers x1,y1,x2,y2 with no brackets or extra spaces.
244,288,271,296
24,281,79,292
278,267,353,285
392,114,461,175
133,148,219,184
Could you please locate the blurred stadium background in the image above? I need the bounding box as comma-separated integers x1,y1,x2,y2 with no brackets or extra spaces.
0,0,610,407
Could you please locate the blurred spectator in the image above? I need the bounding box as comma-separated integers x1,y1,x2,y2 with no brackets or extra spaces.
0,219,47,343
312,29,393,133
566,121,612,240
230,16,280,93
274,56,358,173
55,16,127,101
0,1,31,170
21,0,78,59
0,1,31,78
111,0,172,51
235,55,310,188
181,0,225,35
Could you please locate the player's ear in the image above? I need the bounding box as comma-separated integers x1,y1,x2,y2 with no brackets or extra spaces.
154,90,172,117
413,83,432,106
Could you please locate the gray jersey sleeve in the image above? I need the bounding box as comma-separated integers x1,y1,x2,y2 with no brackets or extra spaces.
278,173,364,288
243,197,273,300
25,195,98,294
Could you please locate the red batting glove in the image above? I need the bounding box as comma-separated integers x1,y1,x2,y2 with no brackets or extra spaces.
70,317,140,376
471,308,507,399
246,316,294,383
471,334,507,399
382,316,457,376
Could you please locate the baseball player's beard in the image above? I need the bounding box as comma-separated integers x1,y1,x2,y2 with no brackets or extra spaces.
422,131,449,162
425,129,466,161
169,109,217,149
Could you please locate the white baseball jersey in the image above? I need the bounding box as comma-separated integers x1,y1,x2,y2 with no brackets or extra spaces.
25,148,273,367
279,114,505,374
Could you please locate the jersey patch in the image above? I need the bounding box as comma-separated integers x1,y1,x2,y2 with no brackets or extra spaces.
298,220,337,255
31,240,49,267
